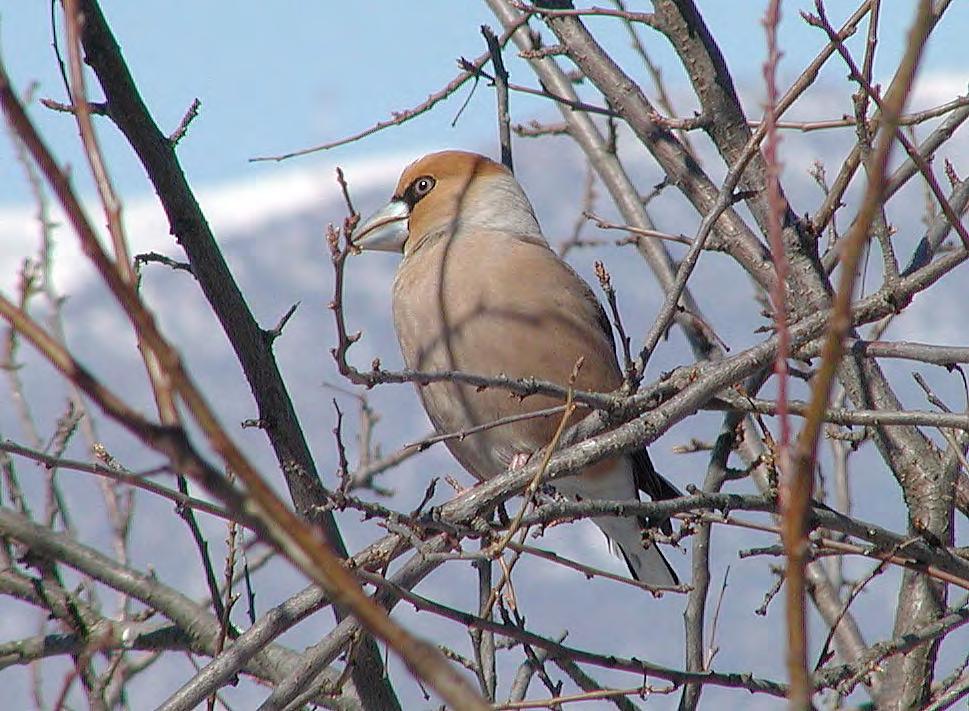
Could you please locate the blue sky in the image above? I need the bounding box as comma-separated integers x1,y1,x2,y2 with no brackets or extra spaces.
2,2,967,209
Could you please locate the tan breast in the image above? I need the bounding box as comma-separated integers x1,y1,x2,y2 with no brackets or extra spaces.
392,229,622,480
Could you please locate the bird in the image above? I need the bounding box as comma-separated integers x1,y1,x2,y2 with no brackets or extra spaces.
351,150,680,586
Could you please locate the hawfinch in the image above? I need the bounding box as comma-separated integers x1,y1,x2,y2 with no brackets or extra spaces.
353,150,679,586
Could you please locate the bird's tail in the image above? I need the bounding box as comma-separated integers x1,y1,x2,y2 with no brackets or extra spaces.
596,515,679,586
554,454,679,587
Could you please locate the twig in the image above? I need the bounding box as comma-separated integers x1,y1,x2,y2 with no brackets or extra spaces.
511,2,658,26
63,0,179,426
496,683,673,709
482,25,513,172
208,469,240,711
262,301,300,346
332,399,351,494
507,540,688,594
709,393,969,432
784,6,933,705
250,16,530,161
0,439,233,520
816,595,969,695
584,211,694,246
761,0,792,484
168,98,201,145
472,538,497,701
134,251,194,275
805,2,969,251
489,360,581,557
611,0,699,161
593,262,633,380
358,568,790,697
749,95,969,131
705,566,731,670
680,426,737,711
175,474,227,623
813,556,893,673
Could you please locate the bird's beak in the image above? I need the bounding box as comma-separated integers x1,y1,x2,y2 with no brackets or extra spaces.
352,199,409,253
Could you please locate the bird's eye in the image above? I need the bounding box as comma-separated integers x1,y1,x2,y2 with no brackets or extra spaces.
412,176,436,199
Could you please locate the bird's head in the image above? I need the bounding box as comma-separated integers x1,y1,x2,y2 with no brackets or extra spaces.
352,150,542,256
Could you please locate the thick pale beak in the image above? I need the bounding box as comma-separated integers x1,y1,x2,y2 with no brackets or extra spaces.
352,199,409,253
